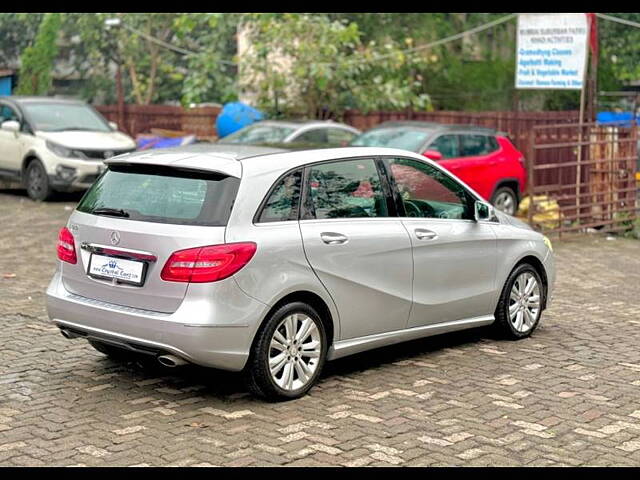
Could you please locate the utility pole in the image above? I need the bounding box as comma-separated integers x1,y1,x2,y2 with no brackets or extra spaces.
116,64,125,130
105,16,126,133
586,13,599,122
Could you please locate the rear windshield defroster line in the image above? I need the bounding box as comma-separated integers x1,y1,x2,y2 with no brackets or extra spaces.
76,164,240,226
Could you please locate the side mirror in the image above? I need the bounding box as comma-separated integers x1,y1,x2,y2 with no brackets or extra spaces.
108,121,118,131
423,150,443,161
1,120,20,133
474,200,495,222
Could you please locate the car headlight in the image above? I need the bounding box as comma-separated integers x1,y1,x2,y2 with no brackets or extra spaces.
46,140,88,159
543,235,553,252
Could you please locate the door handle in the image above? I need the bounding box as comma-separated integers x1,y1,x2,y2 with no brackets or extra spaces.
320,232,348,245
414,228,437,240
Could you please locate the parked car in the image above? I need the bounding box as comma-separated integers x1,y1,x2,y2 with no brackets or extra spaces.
218,119,360,148
0,96,136,201
47,146,555,401
350,121,527,216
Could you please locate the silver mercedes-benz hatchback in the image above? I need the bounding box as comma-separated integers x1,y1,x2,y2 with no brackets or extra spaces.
46,146,555,400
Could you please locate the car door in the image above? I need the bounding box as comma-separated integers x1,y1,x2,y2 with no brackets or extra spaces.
384,156,498,328
0,103,25,173
453,134,500,201
325,127,359,147
299,157,413,340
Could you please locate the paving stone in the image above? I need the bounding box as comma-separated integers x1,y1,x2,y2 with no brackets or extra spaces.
1,191,640,466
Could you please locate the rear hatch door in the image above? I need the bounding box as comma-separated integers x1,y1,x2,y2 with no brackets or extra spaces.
61,161,239,313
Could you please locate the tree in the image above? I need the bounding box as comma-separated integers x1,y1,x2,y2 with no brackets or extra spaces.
58,13,239,106
240,13,432,119
15,13,61,95
0,13,44,67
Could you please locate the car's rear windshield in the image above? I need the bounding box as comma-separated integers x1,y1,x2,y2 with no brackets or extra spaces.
350,128,432,152
76,165,239,226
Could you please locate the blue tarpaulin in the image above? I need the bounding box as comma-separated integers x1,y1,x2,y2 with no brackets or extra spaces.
215,102,264,138
596,111,640,127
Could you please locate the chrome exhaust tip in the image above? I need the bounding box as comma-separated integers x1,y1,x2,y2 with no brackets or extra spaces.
157,354,188,367
60,328,74,339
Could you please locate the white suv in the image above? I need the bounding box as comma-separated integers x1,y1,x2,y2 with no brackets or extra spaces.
0,96,136,201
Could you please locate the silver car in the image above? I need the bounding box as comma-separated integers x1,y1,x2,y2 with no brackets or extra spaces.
217,120,361,147
46,146,555,400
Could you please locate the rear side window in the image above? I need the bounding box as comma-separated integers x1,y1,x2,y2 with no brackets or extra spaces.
326,128,358,146
306,158,389,219
257,170,302,223
293,129,328,144
77,165,239,226
460,134,497,157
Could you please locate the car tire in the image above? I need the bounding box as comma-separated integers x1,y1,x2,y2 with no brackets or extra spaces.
245,302,328,401
491,186,518,216
25,159,54,202
88,340,136,361
494,263,544,340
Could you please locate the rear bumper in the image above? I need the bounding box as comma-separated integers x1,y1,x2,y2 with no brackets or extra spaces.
46,269,268,371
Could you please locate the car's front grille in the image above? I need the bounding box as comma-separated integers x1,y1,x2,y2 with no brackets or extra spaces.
80,148,136,160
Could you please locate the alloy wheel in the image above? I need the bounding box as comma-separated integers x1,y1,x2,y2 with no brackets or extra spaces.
494,191,516,216
268,313,322,391
28,163,45,197
508,272,541,333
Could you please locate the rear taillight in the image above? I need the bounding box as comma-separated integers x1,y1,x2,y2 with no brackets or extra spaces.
518,156,526,167
160,242,257,283
57,227,77,264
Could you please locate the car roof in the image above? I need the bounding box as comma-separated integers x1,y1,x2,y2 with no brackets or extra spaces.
3,96,87,106
105,146,425,179
370,121,497,135
249,119,358,130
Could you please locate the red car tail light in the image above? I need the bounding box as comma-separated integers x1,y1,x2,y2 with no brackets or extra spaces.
161,242,257,283
57,227,77,264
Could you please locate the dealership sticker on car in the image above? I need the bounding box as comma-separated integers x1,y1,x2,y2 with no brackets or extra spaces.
87,254,145,285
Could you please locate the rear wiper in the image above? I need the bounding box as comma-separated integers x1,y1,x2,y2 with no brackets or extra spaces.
91,207,130,218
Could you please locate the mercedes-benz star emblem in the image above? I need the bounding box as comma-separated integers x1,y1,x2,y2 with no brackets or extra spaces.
110,231,121,246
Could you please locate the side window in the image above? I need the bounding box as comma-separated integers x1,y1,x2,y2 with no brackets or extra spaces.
326,128,357,146
306,158,389,219
460,134,492,157
293,129,328,144
387,157,473,220
487,136,500,152
427,135,459,159
0,105,19,123
257,170,302,223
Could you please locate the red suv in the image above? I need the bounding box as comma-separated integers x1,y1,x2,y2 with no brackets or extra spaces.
350,121,527,216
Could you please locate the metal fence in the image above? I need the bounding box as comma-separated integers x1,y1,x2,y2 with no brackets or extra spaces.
527,122,638,238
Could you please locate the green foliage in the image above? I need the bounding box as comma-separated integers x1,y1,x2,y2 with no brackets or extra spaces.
174,13,239,106
2,12,639,114
0,13,44,63
241,13,432,119
15,13,61,95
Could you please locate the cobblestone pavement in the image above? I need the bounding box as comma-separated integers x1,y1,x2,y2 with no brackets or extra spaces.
1,187,640,466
